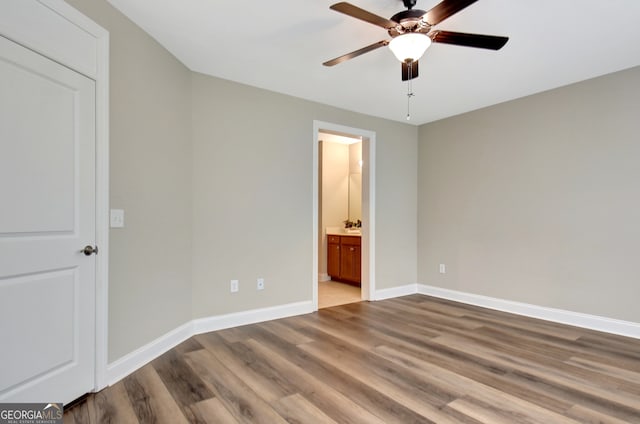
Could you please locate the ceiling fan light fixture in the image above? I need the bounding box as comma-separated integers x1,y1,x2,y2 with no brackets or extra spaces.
388,33,431,62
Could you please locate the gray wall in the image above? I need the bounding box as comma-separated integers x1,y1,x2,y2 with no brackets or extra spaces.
191,73,418,318
62,0,418,360
66,0,193,361
418,66,640,323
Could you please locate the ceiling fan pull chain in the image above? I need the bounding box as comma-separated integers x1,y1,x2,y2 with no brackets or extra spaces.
406,61,414,120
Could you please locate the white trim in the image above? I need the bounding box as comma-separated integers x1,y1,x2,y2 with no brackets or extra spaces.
40,0,111,392
104,284,640,386
312,121,376,311
312,123,319,311
106,321,193,386
362,135,376,302
93,29,110,392
374,284,417,301
3,0,111,394
318,273,330,282
106,301,313,385
192,301,313,334
418,284,640,340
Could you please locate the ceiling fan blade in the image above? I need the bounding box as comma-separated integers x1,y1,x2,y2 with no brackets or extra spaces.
422,0,479,26
330,2,398,30
431,30,508,50
323,40,389,66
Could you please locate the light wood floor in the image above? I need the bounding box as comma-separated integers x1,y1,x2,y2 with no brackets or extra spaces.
318,280,361,309
65,295,640,423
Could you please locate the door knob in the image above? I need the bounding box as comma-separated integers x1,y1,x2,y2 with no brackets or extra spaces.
83,245,98,256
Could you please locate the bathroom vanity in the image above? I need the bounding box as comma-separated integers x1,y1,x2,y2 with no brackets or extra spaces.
327,234,361,286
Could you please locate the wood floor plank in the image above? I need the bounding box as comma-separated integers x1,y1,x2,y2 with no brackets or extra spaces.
191,397,240,423
241,327,435,424
258,319,314,345
151,350,214,423
173,337,205,355
123,364,190,424
230,337,391,424
373,343,586,424
566,404,634,424
296,332,465,423
196,332,295,403
64,295,640,423
441,326,636,392
373,343,574,414
432,333,640,414
448,397,560,424
271,393,339,424
85,381,139,424
565,355,640,386
184,348,290,424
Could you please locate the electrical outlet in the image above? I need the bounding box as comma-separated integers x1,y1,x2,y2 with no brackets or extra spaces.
439,264,446,274
230,279,239,293
257,278,264,290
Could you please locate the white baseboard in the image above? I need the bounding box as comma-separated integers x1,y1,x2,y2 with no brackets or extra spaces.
374,283,417,301
105,285,640,387
192,301,313,334
418,284,640,340
106,321,193,386
105,301,314,386
318,273,330,282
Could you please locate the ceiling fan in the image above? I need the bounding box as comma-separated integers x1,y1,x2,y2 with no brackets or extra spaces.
323,0,509,81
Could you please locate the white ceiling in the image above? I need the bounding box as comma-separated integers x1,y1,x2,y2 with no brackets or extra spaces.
106,0,640,125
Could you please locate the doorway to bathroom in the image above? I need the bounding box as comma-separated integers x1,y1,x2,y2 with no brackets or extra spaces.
312,121,375,310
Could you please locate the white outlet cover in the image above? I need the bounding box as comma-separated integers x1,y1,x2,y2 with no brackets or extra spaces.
110,209,125,228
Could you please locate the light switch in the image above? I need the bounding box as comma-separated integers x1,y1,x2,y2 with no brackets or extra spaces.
110,209,125,228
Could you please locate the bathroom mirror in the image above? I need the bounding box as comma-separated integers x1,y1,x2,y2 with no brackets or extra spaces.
348,173,361,221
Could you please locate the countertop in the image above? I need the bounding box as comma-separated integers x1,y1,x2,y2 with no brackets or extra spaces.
326,230,361,237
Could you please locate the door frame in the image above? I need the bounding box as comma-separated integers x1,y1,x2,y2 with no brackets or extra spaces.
312,120,376,310
0,0,110,393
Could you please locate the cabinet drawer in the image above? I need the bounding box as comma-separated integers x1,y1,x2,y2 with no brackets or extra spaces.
328,235,341,244
340,236,361,246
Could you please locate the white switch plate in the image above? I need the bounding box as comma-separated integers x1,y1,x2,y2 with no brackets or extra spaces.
110,209,125,228
257,278,264,290
230,279,239,293
439,264,446,274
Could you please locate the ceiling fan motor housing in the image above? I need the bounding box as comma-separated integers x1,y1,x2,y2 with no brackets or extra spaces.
402,0,418,9
389,9,430,37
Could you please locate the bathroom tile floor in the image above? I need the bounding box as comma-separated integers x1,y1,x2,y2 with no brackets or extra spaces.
318,280,361,309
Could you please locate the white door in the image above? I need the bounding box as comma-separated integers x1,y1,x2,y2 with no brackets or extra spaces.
0,34,96,404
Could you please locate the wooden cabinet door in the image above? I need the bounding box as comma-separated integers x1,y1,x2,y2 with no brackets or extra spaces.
340,237,361,283
340,244,361,282
327,240,341,278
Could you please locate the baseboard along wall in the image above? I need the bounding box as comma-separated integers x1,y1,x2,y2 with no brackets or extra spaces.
105,284,640,389
106,301,313,386
417,284,640,340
